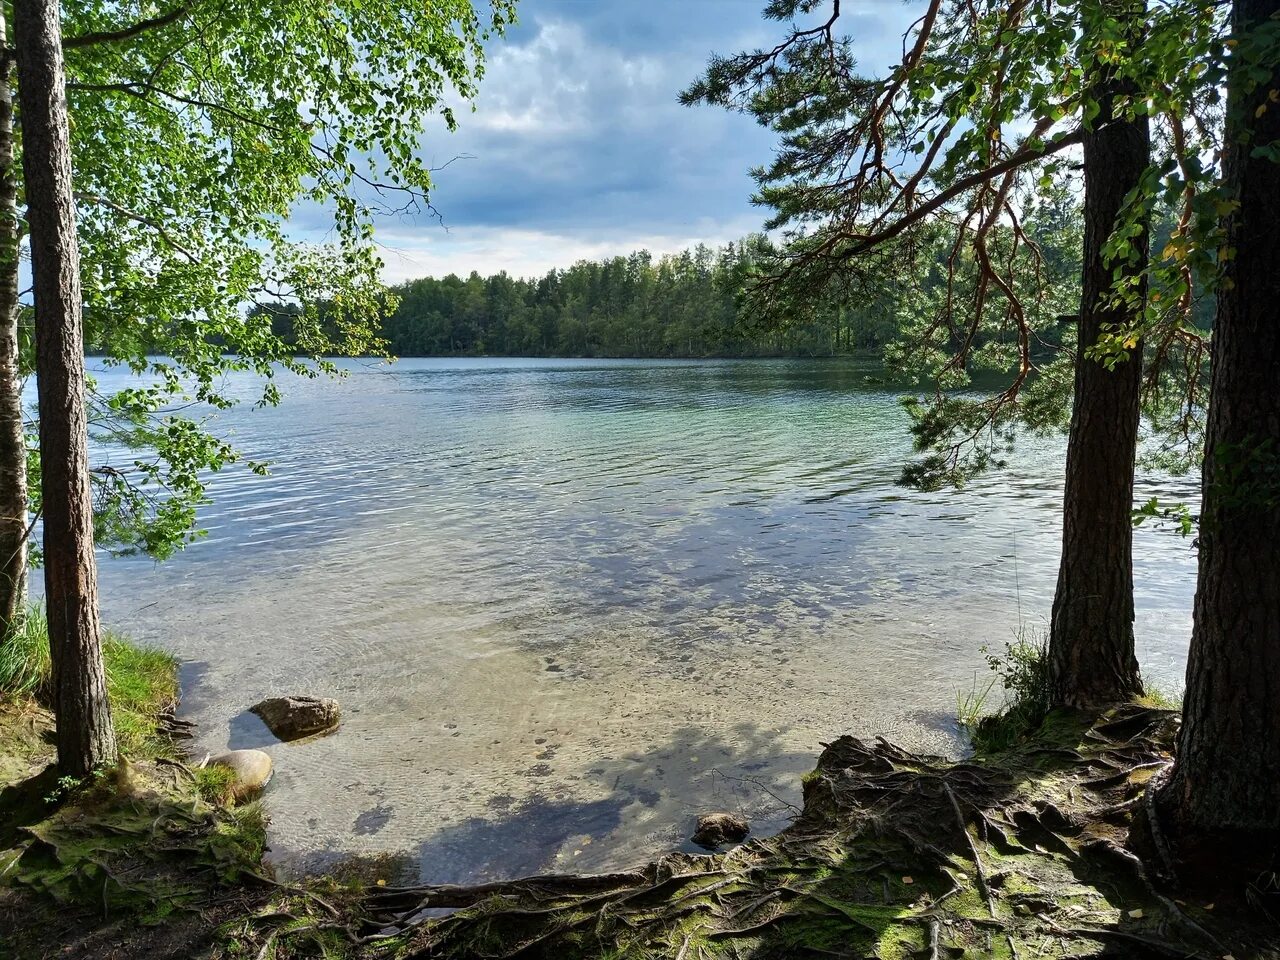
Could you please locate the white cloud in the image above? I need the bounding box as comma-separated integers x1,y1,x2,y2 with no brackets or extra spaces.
298,0,923,280
374,217,763,283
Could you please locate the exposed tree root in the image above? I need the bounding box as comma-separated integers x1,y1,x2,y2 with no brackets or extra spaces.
349,706,1277,960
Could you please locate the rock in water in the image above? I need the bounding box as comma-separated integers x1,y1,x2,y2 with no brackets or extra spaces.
209,749,273,801
691,812,749,849
251,695,341,741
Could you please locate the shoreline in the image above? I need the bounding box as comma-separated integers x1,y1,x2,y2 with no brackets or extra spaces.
2,632,1272,959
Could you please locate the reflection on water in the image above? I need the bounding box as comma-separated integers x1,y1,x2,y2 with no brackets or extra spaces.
79,357,1198,883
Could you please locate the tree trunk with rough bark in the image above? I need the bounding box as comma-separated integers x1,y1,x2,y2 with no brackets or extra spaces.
14,0,116,775
1157,0,1280,882
1047,10,1149,708
0,11,26,643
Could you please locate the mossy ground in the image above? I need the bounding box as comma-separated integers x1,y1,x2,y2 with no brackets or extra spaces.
0,613,269,959
349,706,1277,960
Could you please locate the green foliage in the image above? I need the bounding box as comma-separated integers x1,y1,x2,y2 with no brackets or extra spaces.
14,0,516,560
1132,496,1196,537
361,236,905,358
960,630,1052,752
685,0,1228,487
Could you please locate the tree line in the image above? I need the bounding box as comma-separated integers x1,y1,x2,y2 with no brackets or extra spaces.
256,201,1087,362
374,240,898,359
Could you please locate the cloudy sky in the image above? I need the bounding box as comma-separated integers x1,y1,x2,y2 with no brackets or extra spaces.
365,0,914,282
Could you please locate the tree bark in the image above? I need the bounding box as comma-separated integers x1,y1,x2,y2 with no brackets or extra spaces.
1047,7,1149,708
1157,0,1280,880
14,0,116,775
0,11,26,643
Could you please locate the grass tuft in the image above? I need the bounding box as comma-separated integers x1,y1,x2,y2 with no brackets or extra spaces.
0,608,53,700
958,628,1051,752
102,634,179,758
194,764,239,807
0,605,178,759
1136,682,1183,711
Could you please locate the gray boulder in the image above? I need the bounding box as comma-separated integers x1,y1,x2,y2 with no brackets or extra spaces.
691,812,749,849
251,695,341,742
209,749,273,801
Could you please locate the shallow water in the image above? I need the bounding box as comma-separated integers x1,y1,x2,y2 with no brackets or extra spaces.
82,357,1198,883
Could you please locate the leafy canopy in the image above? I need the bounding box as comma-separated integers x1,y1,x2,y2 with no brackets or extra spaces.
15,0,515,556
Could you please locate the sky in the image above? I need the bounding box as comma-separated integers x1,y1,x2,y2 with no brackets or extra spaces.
359,0,915,283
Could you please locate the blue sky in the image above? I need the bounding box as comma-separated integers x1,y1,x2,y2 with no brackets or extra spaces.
366,0,913,282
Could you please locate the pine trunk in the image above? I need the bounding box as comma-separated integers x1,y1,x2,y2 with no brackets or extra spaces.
15,0,117,775
1047,17,1149,708
1157,0,1280,879
0,11,25,642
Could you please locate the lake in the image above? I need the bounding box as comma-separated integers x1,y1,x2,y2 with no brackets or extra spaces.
83,356,1199,883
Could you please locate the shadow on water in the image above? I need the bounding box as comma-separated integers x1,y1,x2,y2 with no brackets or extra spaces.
179,660,284,751
398,721,818,885
177,660,212,718
228,710,279,751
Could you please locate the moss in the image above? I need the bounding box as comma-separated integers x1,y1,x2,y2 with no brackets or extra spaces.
0,699,54,787
378,705,1274,960
0,617,272,957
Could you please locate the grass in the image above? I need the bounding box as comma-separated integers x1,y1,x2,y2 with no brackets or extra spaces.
1137,679,1184,710
0,607,53,699
0,605,276,956
102,632,180,758
958,629,1185,754
194,763,240,806
957,628,1051,752
0,605,179,759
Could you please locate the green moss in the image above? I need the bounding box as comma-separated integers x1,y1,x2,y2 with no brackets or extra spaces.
0,612,272,954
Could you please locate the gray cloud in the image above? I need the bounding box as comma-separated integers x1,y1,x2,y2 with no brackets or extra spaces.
295,0,916,278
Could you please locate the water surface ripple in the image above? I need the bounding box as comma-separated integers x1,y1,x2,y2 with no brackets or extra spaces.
85,357,1198,883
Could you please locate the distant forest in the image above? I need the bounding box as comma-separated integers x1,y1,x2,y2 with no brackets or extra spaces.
253,236,900,359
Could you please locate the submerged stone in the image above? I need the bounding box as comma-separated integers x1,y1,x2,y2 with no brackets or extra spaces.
209,749,273,801
250,695,341,741
691,811,749,849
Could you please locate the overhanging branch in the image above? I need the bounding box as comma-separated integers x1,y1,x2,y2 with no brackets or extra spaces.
62,5,191,50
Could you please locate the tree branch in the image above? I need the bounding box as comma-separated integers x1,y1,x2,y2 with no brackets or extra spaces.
62,5,191,50
75,192,198,262
840,126,1087,260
